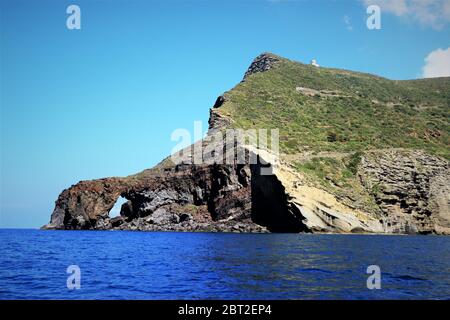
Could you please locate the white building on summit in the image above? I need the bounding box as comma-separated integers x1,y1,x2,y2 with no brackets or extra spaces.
310,59,319,67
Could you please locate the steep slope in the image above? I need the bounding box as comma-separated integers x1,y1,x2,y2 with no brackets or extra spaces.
43,53,450,234
217,53,449,158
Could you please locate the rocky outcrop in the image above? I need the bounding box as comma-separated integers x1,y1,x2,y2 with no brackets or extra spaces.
250,161,308,232
243,53,280,80
259,149,450,235
208,107,229,131
359,149,450,234
45,177,126,230
43,161,268,233
261,157,385,234
43,53,450,235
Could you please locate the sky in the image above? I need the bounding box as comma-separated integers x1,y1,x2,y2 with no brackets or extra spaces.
1,0,449,228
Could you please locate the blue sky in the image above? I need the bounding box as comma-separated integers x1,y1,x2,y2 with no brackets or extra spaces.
1,0,449,228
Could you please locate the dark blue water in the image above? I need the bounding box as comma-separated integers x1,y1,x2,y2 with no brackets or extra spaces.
0,229,449,299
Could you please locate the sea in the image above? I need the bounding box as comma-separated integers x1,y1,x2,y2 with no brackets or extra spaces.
0,229,449,299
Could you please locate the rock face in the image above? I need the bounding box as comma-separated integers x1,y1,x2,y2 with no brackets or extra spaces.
359,150,450,234
250,161,308,233
43,53,450,234
46,177,126,230
264,150,449,235
243,53,280,80
44,163,267,233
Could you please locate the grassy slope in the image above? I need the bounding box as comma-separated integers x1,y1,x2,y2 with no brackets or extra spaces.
216,54,450,213
218,55,449,158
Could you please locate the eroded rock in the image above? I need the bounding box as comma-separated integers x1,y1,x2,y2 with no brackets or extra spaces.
243,53,280,80
43,53,450,235
359,149,450,234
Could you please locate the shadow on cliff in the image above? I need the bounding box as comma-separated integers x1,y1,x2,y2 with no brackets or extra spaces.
250,158,309,233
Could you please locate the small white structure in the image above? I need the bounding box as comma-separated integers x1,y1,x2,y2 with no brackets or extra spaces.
310,59,320,67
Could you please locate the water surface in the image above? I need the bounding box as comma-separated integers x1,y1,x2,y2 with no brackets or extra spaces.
0,229,449,299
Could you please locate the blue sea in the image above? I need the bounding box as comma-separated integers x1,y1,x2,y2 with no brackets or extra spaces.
0,229,449,299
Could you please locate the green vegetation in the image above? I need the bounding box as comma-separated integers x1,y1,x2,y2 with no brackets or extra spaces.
214,54,449,212
218,54,450,159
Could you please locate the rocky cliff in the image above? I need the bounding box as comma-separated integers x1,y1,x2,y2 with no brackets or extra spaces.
43,53,450,234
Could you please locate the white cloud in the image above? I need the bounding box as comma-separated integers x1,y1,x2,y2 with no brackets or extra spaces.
343,15,353,31
422,47,450,78
362,0,450,29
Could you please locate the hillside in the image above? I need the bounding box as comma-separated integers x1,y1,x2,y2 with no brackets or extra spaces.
218,53,449,158
43,53,450,234
212,53,450,225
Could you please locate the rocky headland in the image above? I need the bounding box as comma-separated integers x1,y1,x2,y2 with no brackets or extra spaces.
43,53,450,234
